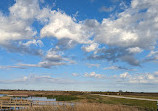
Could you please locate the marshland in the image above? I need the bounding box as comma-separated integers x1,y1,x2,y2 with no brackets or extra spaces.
0,90,157,111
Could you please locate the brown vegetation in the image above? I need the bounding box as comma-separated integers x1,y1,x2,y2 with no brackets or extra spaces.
0,90,87,96
21,103,142,111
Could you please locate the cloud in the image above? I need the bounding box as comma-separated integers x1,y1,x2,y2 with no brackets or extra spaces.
0,47,75,69
103,66,135,71
94,0,158,50
40,10,92,44
84,72,105,79
72,73,79,77
21,39,44,47
9,0,40,20
84,0,158,66
0,74,76,84
121,55,140,66
0,0,158,68
0,13,36,44
0,0,39,44
127,47,143,54
17,48,74,68
147,50,158,57
88,47,140,65
44,49,64,62
88,47,124,62
120,72,130,79
87,47,141,66
142,50,158,63
119,72,158,84
55,38,77,50
82,43,99,52
104,66,119,70
2,72,157,85
99,6,114,12
86,63,100,68
0,0,49,55
119,0,128,10
18,61,66,69
0,65,26,69
1,42,43,56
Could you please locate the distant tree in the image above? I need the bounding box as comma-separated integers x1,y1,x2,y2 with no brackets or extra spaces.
118,90,123,95
119,90,123,93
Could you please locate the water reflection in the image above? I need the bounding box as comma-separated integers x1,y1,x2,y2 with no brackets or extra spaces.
0,94,7,97
12,96,56,101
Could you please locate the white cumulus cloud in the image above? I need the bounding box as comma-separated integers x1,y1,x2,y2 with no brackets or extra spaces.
84,72,105,79
82,43,99,52
40,10,92,44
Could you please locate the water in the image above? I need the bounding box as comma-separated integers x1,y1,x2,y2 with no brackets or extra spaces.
13,96,56,101
12,96,74,105
13,96,75,106
0,94,7,97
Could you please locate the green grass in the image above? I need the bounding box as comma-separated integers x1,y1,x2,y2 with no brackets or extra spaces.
81,95,157,111
47,95,79,101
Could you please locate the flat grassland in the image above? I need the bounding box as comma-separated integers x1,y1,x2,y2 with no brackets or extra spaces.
0,90,157,111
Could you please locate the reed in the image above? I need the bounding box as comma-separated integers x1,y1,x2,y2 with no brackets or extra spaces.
21,103,142,111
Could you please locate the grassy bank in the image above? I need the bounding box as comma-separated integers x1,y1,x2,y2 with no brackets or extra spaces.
79,95,156,111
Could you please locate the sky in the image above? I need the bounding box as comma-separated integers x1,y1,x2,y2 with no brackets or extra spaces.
0,0,158,92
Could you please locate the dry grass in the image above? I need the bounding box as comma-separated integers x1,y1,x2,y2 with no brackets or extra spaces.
0,90,85,96
0,96,11,100
21,103,142,111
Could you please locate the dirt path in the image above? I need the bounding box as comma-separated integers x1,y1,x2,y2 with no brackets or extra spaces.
93,94,158,101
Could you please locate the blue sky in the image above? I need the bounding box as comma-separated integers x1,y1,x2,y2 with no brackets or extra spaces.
0,0,158,92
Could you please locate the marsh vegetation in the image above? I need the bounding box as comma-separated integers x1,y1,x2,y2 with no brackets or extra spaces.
21,103,142,111
0,90,157,111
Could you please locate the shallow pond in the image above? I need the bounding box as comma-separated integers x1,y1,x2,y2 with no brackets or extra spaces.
12,96,56,101
0,94,7,97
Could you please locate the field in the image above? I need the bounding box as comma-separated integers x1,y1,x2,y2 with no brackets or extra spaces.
0,90,157,111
